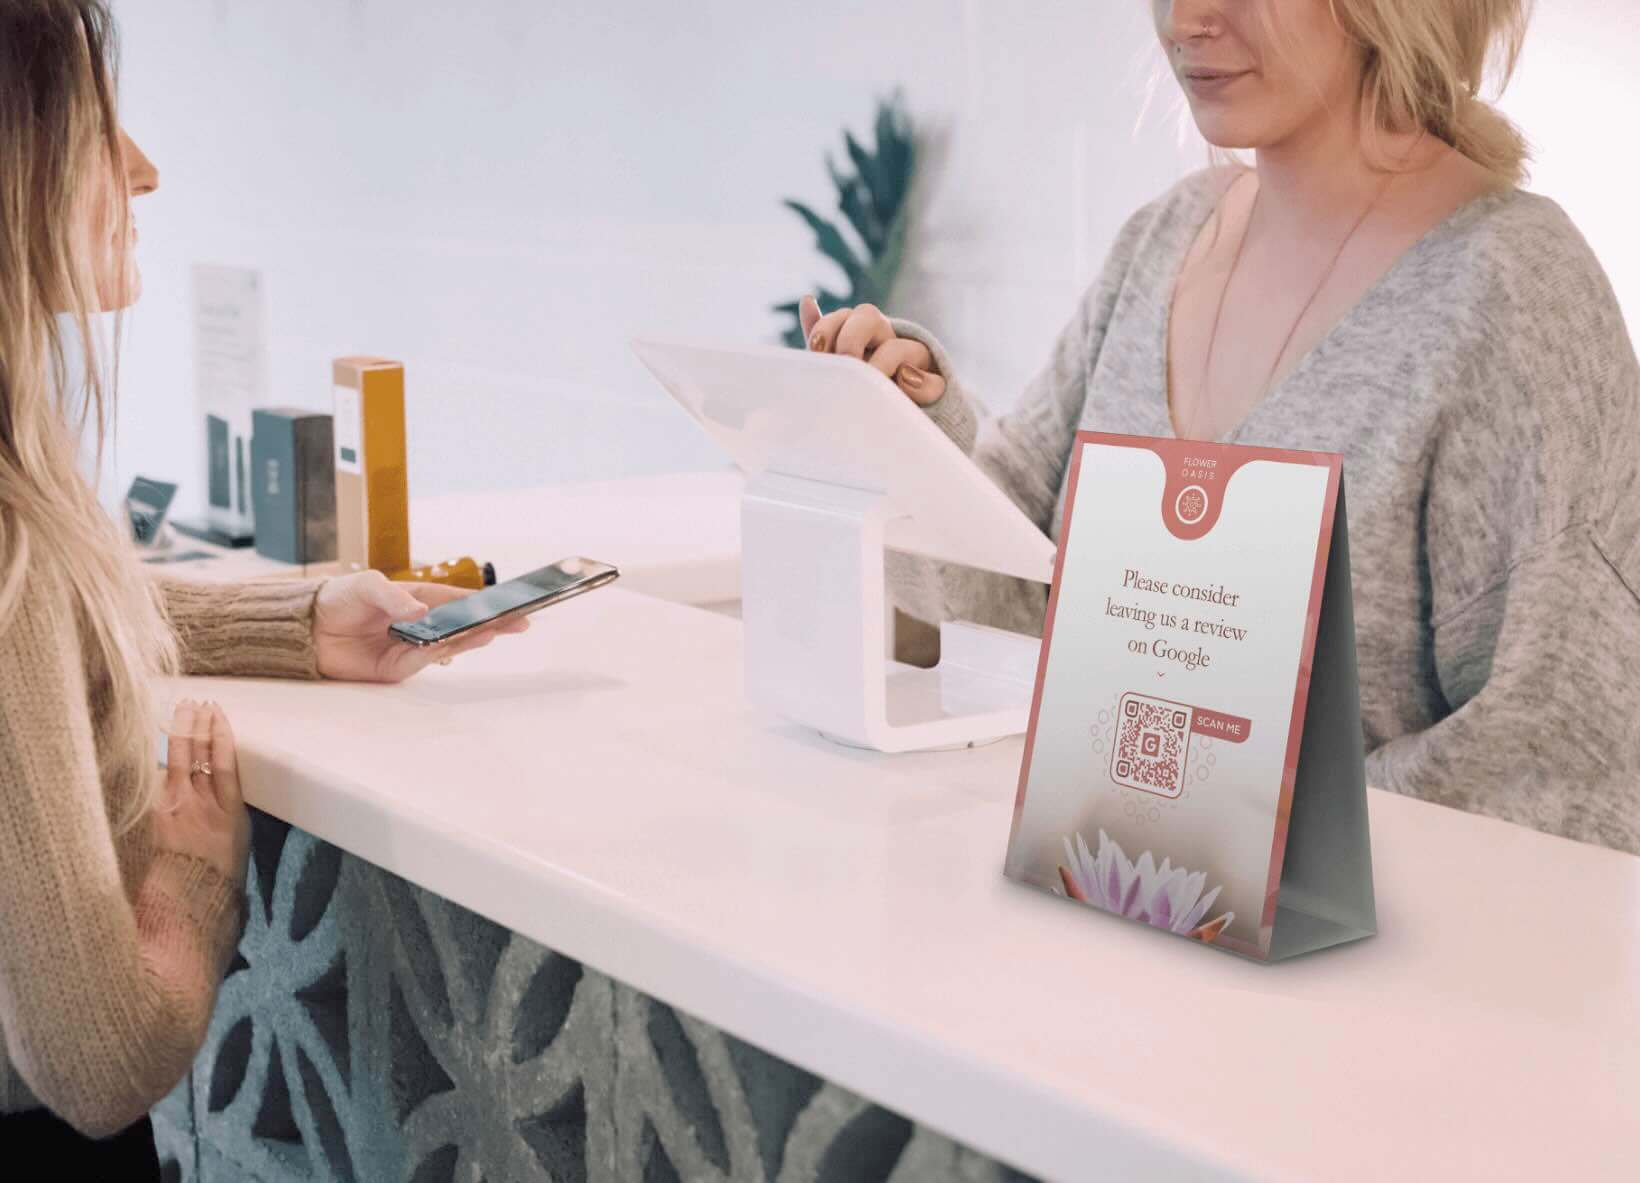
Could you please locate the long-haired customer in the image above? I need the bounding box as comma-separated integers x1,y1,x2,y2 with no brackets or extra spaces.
0,4,525,1174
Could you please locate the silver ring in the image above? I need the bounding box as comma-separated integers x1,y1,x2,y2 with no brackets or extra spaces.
190,760,213,777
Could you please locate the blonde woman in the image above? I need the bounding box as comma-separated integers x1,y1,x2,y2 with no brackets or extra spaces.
802,0,1640,852
0,3,524,1173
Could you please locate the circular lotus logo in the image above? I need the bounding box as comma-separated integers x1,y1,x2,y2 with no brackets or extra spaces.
1175,484,1208,525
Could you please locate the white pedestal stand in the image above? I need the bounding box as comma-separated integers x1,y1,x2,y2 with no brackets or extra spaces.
741,473,1046,753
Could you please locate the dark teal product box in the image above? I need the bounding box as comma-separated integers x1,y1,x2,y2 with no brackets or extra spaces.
251,408,337,564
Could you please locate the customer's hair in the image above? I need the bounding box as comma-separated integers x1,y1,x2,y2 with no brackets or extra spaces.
0,0,177,832
1327,0,1533,182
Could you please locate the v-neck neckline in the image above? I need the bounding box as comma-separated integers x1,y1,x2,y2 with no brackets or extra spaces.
1156,173,1519,444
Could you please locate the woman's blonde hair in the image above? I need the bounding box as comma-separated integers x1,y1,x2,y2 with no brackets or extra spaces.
0,0,177,832
1330,0,1533,183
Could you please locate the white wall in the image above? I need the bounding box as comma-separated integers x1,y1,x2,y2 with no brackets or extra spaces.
108,2,1635,517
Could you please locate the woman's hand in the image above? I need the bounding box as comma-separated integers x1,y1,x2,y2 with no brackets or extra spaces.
153,701,249,886
313,570,529,684
799,294,947,406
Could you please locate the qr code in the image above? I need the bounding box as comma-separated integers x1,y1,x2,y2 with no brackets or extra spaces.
1110,692,1192,798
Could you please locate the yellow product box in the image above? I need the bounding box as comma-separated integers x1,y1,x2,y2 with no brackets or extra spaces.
332,356,410,575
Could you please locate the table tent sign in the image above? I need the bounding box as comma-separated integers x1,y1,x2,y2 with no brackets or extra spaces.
1006,434,1376,961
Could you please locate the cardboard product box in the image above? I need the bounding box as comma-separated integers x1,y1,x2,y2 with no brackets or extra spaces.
250,408,337,565
332,357,410,574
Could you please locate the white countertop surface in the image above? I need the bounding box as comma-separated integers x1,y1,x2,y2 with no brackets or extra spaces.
166,576,1640,1183
158,470,743,604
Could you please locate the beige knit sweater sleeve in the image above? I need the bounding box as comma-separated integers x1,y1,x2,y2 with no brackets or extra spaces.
0,575,319,1135
156,576,323,679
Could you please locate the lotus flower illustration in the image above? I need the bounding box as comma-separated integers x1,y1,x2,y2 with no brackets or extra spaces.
1057,831,1234,943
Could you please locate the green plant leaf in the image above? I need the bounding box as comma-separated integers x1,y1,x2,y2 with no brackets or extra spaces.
775,96,916,345
844,131,890,227
783,199,866,288
828,157,883,254
870,208,910,299
873,100,914,213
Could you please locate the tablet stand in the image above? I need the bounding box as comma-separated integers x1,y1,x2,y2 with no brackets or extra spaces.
741,472,1045,752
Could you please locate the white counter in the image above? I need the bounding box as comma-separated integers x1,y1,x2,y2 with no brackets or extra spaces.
166,563,1640,1182
159,470,743,605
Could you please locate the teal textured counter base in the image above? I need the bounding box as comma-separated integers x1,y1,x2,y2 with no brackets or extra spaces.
152,812,1037,1183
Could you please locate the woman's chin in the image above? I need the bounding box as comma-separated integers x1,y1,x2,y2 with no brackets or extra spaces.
1195,128,1263,153
1187,108,1272,153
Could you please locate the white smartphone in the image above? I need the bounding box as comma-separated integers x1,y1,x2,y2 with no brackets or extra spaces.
389,557,619,647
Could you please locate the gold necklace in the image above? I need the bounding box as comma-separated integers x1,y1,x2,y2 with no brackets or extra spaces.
1183,167,1398,441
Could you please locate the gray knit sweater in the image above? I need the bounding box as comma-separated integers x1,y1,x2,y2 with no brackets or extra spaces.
891,168,1640,855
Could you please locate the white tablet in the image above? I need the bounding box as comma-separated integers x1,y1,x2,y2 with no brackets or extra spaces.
631,339,1056,584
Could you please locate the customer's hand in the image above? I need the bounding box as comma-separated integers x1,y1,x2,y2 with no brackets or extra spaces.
313,570,528,683
799,294,947,406
153,700,249,886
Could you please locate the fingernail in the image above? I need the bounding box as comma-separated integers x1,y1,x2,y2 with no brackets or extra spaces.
809,331,827,352
897,365,925,391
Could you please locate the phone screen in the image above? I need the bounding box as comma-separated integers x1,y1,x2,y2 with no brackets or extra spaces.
391,558,617,645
